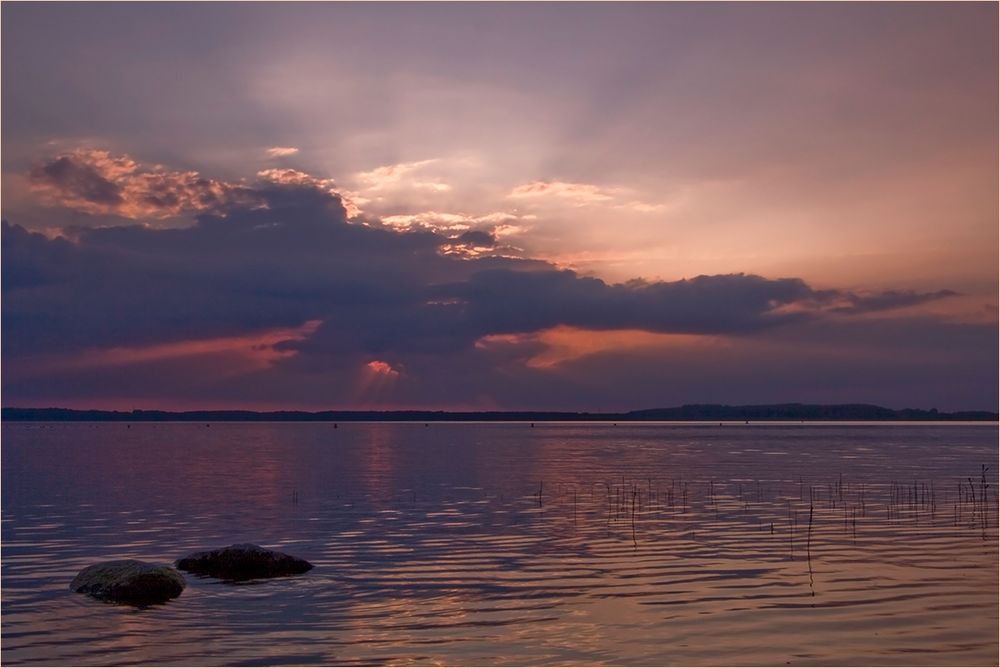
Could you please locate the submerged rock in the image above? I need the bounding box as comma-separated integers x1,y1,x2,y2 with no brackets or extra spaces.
176,543,313,581
70,560,186,605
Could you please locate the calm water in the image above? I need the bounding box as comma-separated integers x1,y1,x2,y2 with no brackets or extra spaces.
2,422,997,666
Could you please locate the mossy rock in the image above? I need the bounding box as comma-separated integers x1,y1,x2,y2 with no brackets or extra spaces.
70,560,186,605
176,543,313,581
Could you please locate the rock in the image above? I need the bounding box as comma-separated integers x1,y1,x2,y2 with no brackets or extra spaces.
176,543,313,581
70,560,186,605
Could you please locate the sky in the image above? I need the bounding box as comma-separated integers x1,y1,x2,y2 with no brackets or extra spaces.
2,2,997,412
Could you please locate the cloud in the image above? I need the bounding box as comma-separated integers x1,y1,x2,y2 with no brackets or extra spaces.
412,181,452,192
4,320,322,384
265,147,300,158
365,360,400,378
424,270,848,339
25,149,373,224
256,168,331,188
476,327,712,369
4,151,980,410
379,210,532,234
829,289,960,315
254,168,364,217
508,180,618,205
455,230,496,247
2,206,955,365
508,180,665,213
349,159,455,200
29,149,260,220
371,211,533,259
29,149,369,220
492,223,526,238
355,159,438,190
620,201,667,213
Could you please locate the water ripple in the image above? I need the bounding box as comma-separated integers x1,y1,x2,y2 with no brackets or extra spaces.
2,422,997,665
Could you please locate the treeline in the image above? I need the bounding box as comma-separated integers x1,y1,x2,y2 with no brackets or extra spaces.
2,403,996,422
626,403,997,421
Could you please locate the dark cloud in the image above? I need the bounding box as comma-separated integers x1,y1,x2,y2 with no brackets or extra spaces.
829,289,960,314
429,270,817,338
3,170,982,409
33,155,124,207
454,229,496,247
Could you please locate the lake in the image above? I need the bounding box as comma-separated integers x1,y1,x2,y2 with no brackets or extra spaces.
2,422,997,666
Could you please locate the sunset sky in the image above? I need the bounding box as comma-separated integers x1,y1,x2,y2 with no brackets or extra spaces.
2,2,997,411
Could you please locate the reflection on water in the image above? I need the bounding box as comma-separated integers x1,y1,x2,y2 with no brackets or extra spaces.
2,422,997,666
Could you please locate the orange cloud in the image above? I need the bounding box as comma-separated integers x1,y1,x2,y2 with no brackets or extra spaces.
10,320,324,379
255,167,331,187
29,149,259,219
380,210,532,233
82,320,321,369
29,149,370,222
354,359,402,404
365,360,401,378
477,326,721,368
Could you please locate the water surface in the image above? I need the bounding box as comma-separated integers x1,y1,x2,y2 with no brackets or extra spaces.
2,422,997,666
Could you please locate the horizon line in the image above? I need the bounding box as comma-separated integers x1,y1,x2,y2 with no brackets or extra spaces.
3,403,997,422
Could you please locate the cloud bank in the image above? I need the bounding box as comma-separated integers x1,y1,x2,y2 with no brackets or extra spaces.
4,152,993,411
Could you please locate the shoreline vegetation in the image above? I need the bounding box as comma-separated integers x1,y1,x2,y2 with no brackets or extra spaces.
2,404,997,422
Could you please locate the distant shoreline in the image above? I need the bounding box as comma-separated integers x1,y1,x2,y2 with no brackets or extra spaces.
3,404,997,422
